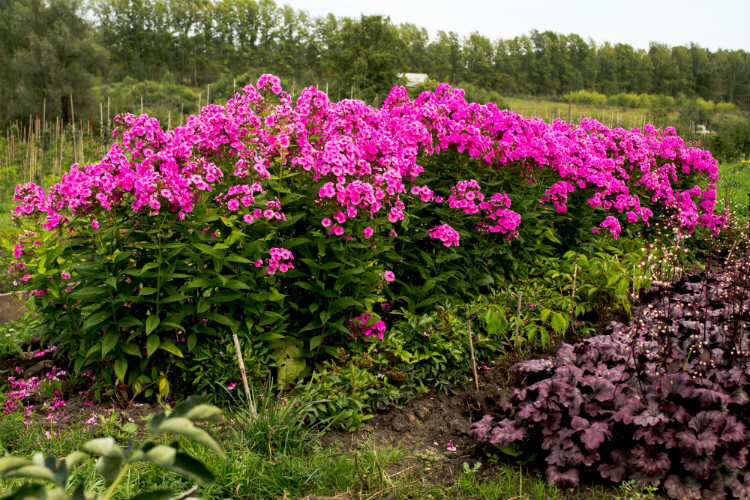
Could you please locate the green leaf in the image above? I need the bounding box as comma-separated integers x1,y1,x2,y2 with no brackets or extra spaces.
187,278,214,288
309,335,323,350
119,316,143,328
146,335,160,357
101,333,119,358
193,243,223,260
205,312,236,329
96,455,123,486
169,452,214,483
278,357,306,387
224,279,250,291
64,451,88,471
83,310,111,332
121,343,141,357
83,438,123,458
159,340,184,358
0,457,31,475
114,358,127,382
143,445,177,467
329,297,361,315
139,287,158,296
550,312,569,335
185,404,223,422
70,286,108,300
187,334,197,352
2,465,56,482
146,315,160,335
152,418,224,457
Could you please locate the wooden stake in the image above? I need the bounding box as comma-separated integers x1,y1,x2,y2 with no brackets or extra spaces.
467,318,479,392
515,291,523,349
232,333,257,417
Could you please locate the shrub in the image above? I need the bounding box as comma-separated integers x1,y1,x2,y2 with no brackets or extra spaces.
564,89,608,106
469,252,750,500
6,75,725,396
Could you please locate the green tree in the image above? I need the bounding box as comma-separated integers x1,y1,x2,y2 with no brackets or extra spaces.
0,0,105,125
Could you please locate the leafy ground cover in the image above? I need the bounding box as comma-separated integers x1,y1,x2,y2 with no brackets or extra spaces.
470,235,750,499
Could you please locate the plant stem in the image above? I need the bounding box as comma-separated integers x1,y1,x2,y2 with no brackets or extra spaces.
103,464,129,499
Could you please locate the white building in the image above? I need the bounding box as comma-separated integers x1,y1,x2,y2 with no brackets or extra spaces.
398,73,429,88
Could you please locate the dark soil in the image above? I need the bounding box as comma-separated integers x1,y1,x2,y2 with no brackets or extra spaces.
325,358,515,468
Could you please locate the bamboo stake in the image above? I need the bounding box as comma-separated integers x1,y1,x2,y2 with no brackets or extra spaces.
232,333,257,417
467,318,479,392
70,94,77,164
515,291,523,349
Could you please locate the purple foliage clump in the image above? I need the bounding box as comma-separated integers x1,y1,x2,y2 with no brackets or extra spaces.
470,253,750,499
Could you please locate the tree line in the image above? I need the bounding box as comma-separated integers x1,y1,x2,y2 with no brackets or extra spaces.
1,0,748,126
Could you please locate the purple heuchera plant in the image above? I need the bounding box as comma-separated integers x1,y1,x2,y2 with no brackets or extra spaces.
470,253,750,500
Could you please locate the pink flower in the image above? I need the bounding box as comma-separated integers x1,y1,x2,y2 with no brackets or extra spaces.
91,219,99,230
446,442,457,452
321,218,332,228
363,226,374,239
60,272,71,280
383,270,395,282
227,382,238,391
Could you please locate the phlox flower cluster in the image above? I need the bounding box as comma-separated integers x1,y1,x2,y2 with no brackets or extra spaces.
446,180,521,237
12,74,721,250
428,224,461,247
350,312,386,340
255,247,294,275
4,366,65,418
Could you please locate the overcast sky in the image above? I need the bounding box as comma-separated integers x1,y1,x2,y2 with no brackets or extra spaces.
283,0,749,52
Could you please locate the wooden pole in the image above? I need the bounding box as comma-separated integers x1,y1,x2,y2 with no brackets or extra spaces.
232,333,257,417
515,291,523,349
467,318,479,392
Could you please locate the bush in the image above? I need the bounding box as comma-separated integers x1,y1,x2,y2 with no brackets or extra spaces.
564,89,608,106
6,75,724,398
469,251,750,499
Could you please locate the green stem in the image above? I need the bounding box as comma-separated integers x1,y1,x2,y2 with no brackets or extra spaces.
103,463,129,499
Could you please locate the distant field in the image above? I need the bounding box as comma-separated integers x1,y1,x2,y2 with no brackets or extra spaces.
503,96,678,129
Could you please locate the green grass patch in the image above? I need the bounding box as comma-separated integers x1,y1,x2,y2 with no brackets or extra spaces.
0,403,664,500
718,161,750,223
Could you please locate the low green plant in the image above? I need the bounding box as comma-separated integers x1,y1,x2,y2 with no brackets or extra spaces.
0,397,224,500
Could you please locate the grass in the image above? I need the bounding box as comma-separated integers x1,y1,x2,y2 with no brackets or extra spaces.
717,161,750,223
502,96,677,129
0,393,665,500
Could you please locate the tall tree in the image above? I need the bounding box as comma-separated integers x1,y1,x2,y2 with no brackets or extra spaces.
1,0,105,124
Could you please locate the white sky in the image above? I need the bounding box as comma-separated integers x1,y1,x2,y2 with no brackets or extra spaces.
283,0,749,51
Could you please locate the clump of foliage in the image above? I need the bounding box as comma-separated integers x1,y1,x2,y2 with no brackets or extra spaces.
470,247,750,499
0,396,223,499
5,75,724,398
